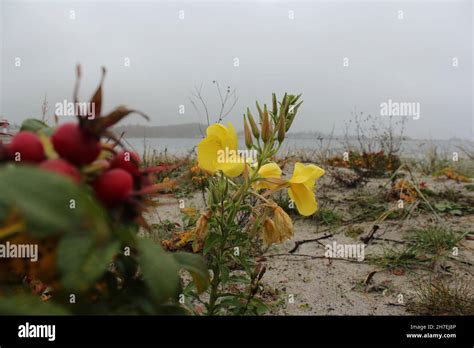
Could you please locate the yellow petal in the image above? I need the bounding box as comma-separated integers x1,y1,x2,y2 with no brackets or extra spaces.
288,182,318,216
198,122,243,177
225,122,239,150
254,162,282,190
207,122,238,150
206,123,228,145
197,135,221,174
259,162,282,178
217,161,245,177
289,162,325,186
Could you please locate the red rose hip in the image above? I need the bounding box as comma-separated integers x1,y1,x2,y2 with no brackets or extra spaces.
93,168,133,207
40,159,81,183
51,123,101,166
7,131,45,163
111,151,140,176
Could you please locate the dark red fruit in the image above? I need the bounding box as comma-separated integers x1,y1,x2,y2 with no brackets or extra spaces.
51,123,101,166
110,151,140,176
40,159,81,183
7,131,45,163
93,168,133,207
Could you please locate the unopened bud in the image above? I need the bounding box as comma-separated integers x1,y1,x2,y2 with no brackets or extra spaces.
278,93,288,121
247,108,259,139
277,113,286,143
256,101,264,122
272,93,278,117
261,104,272,144
243,115,253,149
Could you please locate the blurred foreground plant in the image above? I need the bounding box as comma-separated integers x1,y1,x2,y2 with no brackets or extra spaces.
0,67,209,314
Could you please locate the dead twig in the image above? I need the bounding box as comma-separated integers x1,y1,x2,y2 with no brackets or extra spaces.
448,256,474,267
288,233,334,253
385,302,406,307
264,253,361,264
360,225,380,244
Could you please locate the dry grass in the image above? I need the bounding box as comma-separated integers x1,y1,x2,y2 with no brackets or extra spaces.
408,277,474,315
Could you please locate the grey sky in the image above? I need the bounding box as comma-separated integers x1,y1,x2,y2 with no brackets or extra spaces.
0,0,472,139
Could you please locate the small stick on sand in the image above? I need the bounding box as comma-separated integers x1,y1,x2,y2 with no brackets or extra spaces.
288,233,334,254
360,225,380,244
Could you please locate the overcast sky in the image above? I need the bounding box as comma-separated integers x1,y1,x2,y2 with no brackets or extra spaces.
0,0,472,139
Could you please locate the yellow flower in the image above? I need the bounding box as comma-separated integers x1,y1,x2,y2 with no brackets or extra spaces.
288,163,325,216
197,122,245,177
253,162,282,190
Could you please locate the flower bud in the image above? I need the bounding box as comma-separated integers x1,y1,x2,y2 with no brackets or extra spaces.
272,93,278,117
261,105,272,144
243,115,253,149
247,108,259,139
277,113,286,143
278,93,288,121
256,101,264,122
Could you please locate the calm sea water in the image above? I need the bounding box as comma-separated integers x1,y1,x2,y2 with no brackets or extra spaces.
123,137,472,159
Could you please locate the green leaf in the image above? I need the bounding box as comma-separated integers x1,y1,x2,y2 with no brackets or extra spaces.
174,252,209,293
236,254,252,276
219,264,230,284
20,118,52,135
0,294,70,315
218,296,243,312
137,239,180,305
0,165,108,238
58,235,119,292
250,297,269,315
203,232,221,254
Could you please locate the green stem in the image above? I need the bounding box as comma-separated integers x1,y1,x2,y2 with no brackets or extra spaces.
208,262,220,315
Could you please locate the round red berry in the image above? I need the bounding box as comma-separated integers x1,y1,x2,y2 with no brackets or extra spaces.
7,131,45,163
93,168,133,207
111,151,140,176
40,159,81,183
51,123,101,166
